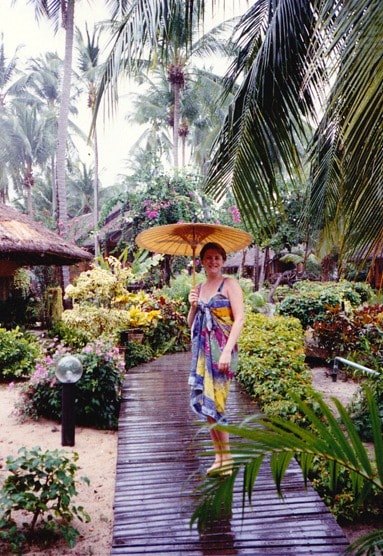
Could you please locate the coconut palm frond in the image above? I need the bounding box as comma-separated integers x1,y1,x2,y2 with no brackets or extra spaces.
205,0,322,238
191,388,382,533
190,469,238,533
309,0,383,262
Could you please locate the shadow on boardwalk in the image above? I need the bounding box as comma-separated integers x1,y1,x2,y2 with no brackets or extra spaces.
111,352,349,555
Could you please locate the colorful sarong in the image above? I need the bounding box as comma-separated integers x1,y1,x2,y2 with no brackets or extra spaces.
188,287,237,424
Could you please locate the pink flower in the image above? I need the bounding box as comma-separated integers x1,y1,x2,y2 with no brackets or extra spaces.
145,209,159,219
228,206,241,223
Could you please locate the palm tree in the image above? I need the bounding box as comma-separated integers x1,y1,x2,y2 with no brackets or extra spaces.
0,35,24,201
75,24,104,257
24,0,76,291
95,0,234,169
16,52,81,217
191,387,383,555
127,68,173,164
0,99,56,214
128,61,234,172
205,0,383,271
66,160,95,216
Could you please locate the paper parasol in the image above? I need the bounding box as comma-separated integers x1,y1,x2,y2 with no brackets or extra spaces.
135,222,252,284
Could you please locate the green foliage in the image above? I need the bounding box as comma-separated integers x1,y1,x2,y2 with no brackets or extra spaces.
311,300,383,447
244,290,268,313
144,293,190,355
309,457,383,522
348,372,383,442
276,280,374,328
17,339,125,430
237,312,315,423
48,321,89,350
0,327,41,380
191,388,383,556
122,341,154,369
0,446,90,554
65,257,134,306
0,269,42,328
119,169,211,240
158,270,203,306
44,287,63,327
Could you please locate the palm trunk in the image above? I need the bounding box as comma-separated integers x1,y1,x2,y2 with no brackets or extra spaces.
56,0,75,293
173,81,180,168
93,126,100,258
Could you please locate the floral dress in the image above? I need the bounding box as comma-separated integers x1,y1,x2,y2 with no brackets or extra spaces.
188,279,238,424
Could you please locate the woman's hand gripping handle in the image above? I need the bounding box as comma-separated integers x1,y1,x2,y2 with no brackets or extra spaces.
187,287,198,327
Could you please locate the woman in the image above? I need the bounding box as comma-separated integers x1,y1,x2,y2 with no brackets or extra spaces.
187,242,244,475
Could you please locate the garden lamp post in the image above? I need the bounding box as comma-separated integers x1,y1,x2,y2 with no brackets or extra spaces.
55,355,83,447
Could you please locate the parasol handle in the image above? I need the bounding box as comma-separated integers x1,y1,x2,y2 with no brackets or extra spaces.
192,245,197,307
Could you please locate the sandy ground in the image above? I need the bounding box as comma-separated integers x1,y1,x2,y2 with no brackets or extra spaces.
0,382,117,555
0,365,379,554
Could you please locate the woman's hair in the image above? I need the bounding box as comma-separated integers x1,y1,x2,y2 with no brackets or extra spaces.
200,242,227,261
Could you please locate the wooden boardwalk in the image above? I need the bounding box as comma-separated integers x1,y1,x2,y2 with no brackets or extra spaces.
111,353,350,555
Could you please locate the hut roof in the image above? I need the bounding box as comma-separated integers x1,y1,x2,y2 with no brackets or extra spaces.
223,247,258,269
0,204,93,266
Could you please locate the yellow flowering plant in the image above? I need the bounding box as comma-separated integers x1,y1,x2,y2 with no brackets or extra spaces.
63,257,161,342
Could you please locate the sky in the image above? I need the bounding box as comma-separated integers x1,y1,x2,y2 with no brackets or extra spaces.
1,1,248,187
2,1,131,186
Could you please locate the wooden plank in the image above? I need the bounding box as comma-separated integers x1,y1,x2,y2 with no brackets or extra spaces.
111,353,349,555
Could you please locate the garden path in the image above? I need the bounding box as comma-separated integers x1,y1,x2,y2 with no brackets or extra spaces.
111,352,349,555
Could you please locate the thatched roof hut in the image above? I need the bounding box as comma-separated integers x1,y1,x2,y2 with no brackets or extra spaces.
0,204,92,270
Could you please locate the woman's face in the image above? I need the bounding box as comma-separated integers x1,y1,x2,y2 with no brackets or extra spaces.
201,248,224,276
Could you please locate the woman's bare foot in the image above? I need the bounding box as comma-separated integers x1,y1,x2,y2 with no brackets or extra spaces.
206,459,222,475
220,458,233,475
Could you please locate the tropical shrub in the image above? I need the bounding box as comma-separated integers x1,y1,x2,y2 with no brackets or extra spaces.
158,270,202,307
237,312,317,424
0,327,41,380
17,339,125,430
348,372,383,442
122,341,154,369
245,290,268,313
276,280,373,328
0,446,90,553
144,293,190,354
48,321,89,351
312,303,383,366
63,258,162,343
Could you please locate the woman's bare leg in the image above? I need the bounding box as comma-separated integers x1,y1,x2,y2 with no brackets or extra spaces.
206,417,232,474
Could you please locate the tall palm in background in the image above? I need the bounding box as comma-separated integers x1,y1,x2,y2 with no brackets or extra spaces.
128,62,235,172
96,0,234,169
19,52,82,216
0,99,56,214
75,24,104,257
0,37,23,201
27,0,76,291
